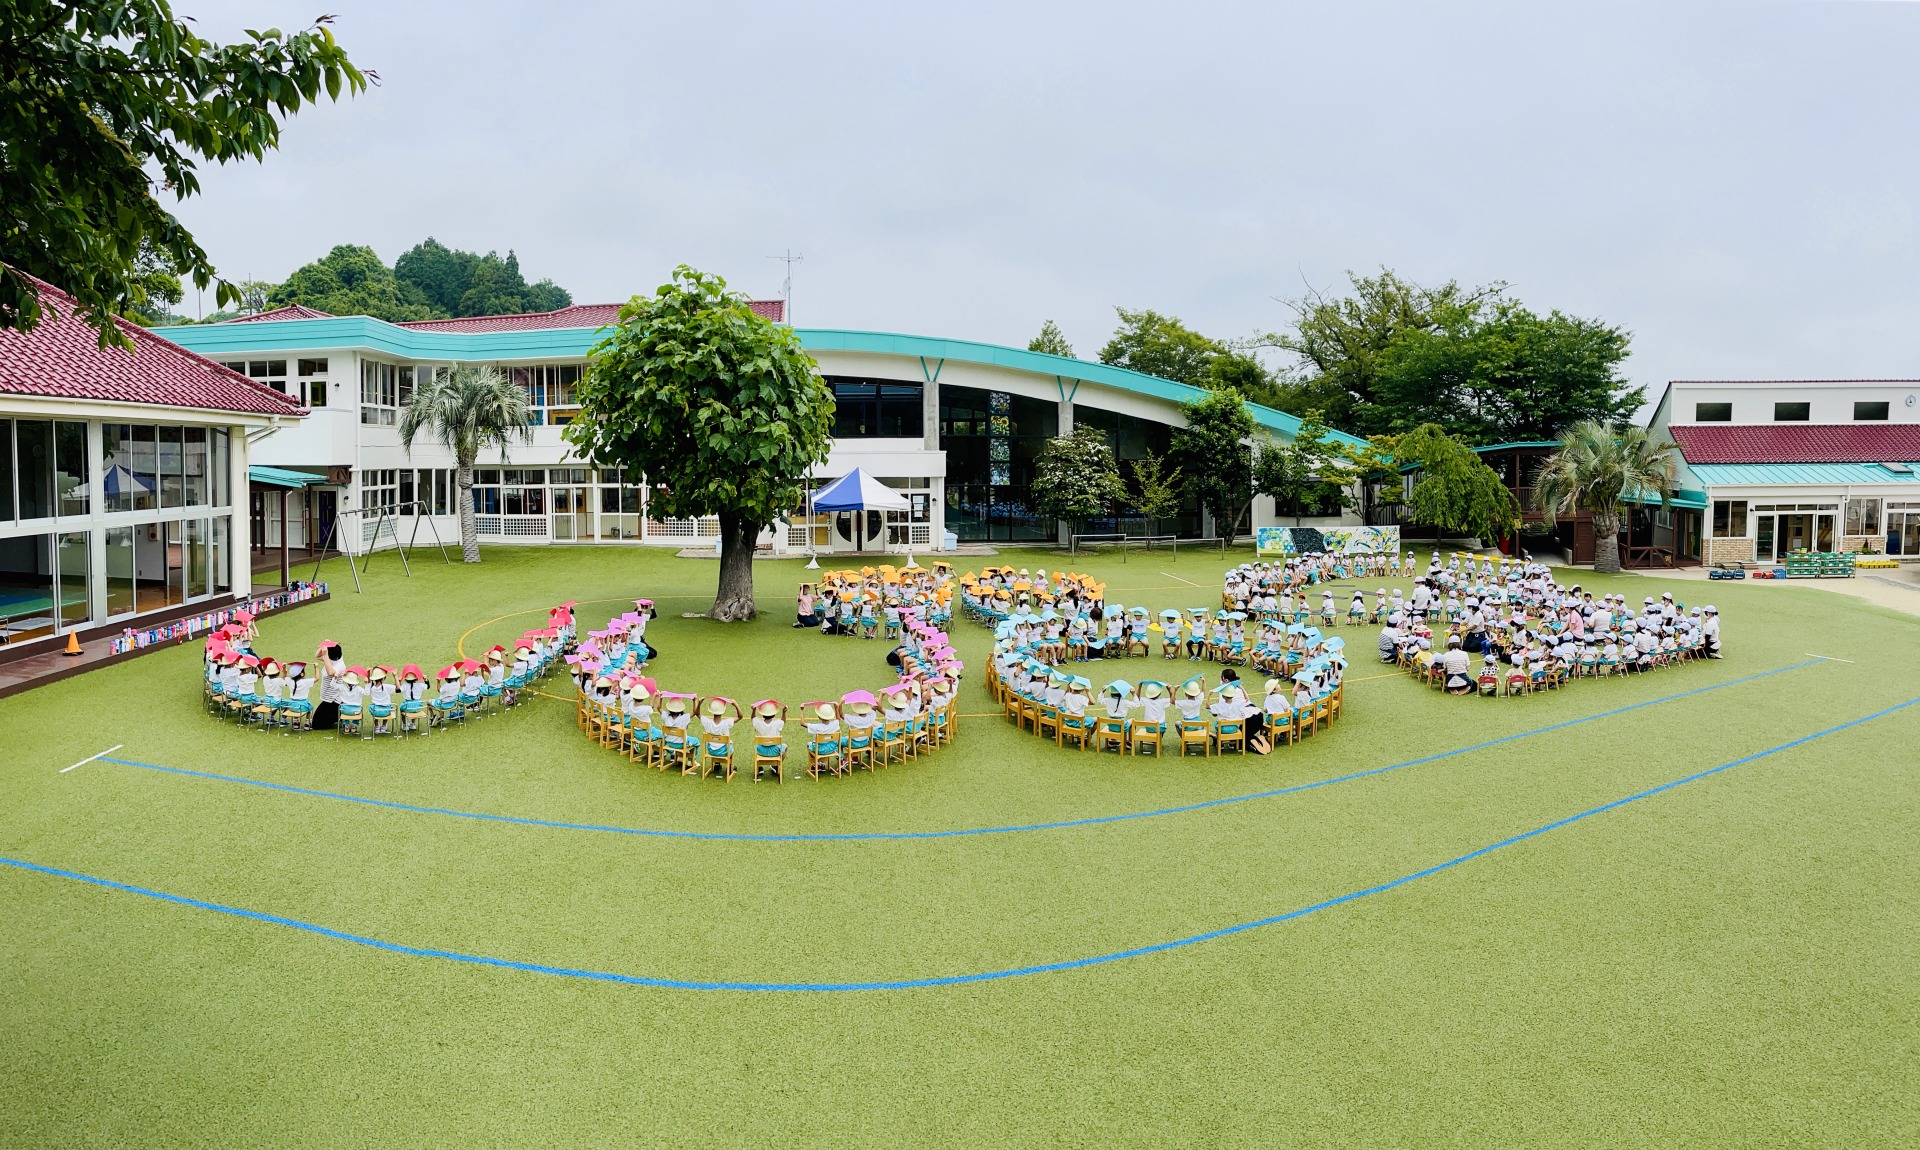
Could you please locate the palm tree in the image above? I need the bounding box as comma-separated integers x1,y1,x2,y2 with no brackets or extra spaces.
399,365,531,563
1533,420,1678,574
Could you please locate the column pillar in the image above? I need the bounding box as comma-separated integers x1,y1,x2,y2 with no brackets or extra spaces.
229,424,250,599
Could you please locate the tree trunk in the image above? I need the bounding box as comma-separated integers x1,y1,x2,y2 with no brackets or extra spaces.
456,460,480,563
1591,509,1622,573
710,509,759,621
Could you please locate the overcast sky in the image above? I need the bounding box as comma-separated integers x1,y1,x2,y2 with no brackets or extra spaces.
172,1,1920,410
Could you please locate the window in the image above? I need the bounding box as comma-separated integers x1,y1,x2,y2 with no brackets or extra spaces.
54,421,87,516
360,360,404,425
1855,400,1890,421
1846,498,1882,537
1773,401,1810,421
1711,499,1748,538
183,427,208,506
513,364,585,425
224,359,292,401
0,418,11,522
360,469,398,514
159,425,184,507
298,359,329,408
828,378,924,438
1694,402,1733,422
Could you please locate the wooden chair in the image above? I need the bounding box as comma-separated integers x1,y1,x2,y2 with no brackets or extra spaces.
1093,715,1128,754
1130,720,1164,757
662,728,697,774
1177,718,1212,757
875,719,908,767
1213,720,1246,755
807,739,845,779
1059,712,1093,751
1017,696,1041,735
703,738,736,781
752,741,785,782
844,725,875,772
628,723,661,767
1036,704,1063,746
1266,709,1296,747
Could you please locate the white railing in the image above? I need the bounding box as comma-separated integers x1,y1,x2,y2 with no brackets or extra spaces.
475,515,548,538
786,524,811,547
643,517,720,540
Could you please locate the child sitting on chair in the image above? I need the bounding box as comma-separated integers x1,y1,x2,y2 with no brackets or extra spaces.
398,665,427,732
1059,676,1091,732
752,700,786,775
367,667,396,735
698,697,738,775
805,702,842,764
624,681,656,748
1137,680,1169,736
1175,679,1207,723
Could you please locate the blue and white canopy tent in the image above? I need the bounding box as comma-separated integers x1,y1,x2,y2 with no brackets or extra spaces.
807,468,913,563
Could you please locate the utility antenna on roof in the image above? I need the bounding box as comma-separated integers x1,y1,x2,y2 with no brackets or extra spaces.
767,249,802,325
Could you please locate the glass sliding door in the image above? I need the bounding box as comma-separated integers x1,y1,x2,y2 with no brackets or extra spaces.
105,526,136,617
0,532,55,641
186,518,211,600
57,531,90,628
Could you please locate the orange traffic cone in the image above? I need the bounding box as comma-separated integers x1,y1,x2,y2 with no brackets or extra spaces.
63,631,82,657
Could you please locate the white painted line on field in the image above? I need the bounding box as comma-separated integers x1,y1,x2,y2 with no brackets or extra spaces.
1160,571,1201,587
1807,653,1856,663
60,744,121,774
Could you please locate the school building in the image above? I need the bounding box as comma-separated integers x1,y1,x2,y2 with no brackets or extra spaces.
0,277,304,650
158,302,1369,560
1649,379,1920,562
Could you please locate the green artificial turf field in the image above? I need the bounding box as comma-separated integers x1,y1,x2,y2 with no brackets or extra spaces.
2,544,1916,1147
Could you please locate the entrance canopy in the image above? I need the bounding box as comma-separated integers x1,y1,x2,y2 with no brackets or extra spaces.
811,468,908,512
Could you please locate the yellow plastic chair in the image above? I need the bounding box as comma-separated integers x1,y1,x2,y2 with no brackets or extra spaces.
1213,720,1246,756
1130,721,1164,757
875,719,907,767
1093,715,1128,754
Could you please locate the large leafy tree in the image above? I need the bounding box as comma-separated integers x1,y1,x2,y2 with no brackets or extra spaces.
1390,423,1522,544
1100,307,1229,386
1533,420,1677,574
1265,269,1497,434
1,2,368,347
398,366,531,563
395,239,572,318
1374,303,1642,443
1169,389,1256,542
1100,306,1284,406
1254,412,1357,525
269,244,436,321
566,266,834,622
1032,426,1127,538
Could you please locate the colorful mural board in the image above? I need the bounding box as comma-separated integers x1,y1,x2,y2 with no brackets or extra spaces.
1256,525,1401,558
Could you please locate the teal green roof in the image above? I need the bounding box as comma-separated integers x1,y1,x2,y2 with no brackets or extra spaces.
1472,441,1562,453
249,465,325,489
1623,487,1707,510
158,316,1366,450
1688,462,1920,487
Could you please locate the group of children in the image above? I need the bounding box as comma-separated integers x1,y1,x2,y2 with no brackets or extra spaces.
575,589,963,781
203,602,578,736
796,563,956,640
965,566,1348,755
1270,551,1723,696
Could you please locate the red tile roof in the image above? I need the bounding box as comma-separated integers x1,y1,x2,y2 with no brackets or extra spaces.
0,276,307,417
223,304,334,323
397,303,627,333
395,298,787,333
1671,423,1920,464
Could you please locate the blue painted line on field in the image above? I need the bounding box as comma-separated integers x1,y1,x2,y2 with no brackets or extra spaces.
92,659,1823,842
10,697,1911,991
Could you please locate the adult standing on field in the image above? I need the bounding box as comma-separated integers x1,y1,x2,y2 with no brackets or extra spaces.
314,640,347,730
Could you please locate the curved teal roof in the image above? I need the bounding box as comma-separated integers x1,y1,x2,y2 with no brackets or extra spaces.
158,315,1363,448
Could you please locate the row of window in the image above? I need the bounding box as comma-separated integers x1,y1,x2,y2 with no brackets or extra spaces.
0,518,232,643
1711,497,1920,538
1695,400,1891,423
0,419,232,523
